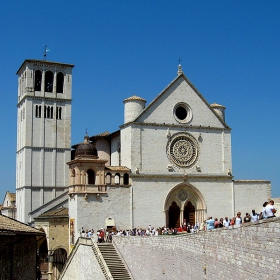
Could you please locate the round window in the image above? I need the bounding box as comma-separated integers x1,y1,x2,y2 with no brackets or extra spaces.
174,103,192,123
166,132,199,168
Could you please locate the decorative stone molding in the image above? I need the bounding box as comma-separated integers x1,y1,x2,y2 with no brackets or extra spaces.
166,132,199,168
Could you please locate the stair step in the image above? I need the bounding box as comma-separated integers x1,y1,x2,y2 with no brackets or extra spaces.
97,243,132,280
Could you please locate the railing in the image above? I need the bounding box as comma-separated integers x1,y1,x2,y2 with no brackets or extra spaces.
91,240,114,280
68,184,107,194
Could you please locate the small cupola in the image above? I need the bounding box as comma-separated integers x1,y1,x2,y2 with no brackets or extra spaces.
210,102,226,122
123,94,146,123
75,133,98,159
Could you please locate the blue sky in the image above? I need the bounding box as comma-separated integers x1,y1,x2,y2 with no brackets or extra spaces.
0,1,279,201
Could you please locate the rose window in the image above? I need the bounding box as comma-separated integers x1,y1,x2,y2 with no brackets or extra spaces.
167,132,199,168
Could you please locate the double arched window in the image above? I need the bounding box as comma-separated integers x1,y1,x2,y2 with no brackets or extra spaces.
35,105,42,118
44,106,53,119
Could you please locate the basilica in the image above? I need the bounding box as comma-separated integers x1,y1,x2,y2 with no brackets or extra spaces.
16,59,271,249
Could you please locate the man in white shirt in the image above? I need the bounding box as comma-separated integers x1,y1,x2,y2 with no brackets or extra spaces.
265,200,277,218
250,209,259,222
223,217,230,227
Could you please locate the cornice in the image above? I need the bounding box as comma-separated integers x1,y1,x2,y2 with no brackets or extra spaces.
233,180,271,183
17,94,72,106
16,147,71,153
67,158,108,165
17,59,74,74
130,173,233,181
120,121,231,131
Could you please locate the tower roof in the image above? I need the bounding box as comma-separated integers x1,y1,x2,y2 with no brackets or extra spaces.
123,95,146,103
75,133,98,158
210,102,226,109
16,59,75,74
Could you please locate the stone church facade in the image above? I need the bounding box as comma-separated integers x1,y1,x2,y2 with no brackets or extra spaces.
68,65,270,245
15,59,271,248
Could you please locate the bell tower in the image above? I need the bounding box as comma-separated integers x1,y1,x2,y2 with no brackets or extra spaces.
16,59,74,223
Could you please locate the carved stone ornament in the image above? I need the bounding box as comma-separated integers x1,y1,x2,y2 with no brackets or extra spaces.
177,189,188,201
166,132,199,168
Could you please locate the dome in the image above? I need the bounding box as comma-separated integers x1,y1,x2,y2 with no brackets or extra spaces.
75,134,98,158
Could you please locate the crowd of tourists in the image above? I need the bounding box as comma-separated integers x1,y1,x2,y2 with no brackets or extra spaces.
80,200,277,241
204,199,277,230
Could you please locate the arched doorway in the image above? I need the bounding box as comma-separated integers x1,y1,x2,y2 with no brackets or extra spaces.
52,248,67,279
38,238,48,278
164,183,206,228
184,201,195,226
169,201,180,228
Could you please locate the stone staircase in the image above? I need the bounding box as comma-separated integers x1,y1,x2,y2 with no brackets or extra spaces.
97,243,132,280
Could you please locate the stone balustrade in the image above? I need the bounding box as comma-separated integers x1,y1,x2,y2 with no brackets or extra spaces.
69,184,107,194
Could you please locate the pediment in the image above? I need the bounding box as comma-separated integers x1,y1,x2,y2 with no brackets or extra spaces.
134,74,229,129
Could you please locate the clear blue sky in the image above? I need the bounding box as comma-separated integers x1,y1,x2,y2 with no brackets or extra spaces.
0,1,279,201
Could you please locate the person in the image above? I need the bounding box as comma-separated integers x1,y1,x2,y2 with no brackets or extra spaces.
201,220,206,231
214,218,219,228
205,217,215,230
235,212,242,225
98,228,105,242
230,217,236,226
265,200,277,218
243,213,251,223
260,202,268,219
250,209,259,222
223,217,230,227
219,218,224,228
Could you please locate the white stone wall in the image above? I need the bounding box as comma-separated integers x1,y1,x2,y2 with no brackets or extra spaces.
233,180,271,215
96,139,110,165
120,126,132,168
69,186,131,243
61,241,105,280
137,77,224,128
114,218,280,280
110,134,120,166
130,177,235,228
126,125,232,175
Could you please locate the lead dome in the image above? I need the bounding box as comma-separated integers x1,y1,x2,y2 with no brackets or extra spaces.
75,134,98,158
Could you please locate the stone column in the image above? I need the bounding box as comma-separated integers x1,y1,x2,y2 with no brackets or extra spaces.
120,175,124,185
47,253,53,280
165,210,169,227
180,209,184,227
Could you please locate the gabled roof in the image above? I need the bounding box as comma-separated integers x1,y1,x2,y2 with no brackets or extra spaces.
0,214,45,236
129,73,230,129
36,207,68,219
72,130,120,149
106,166,131,172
